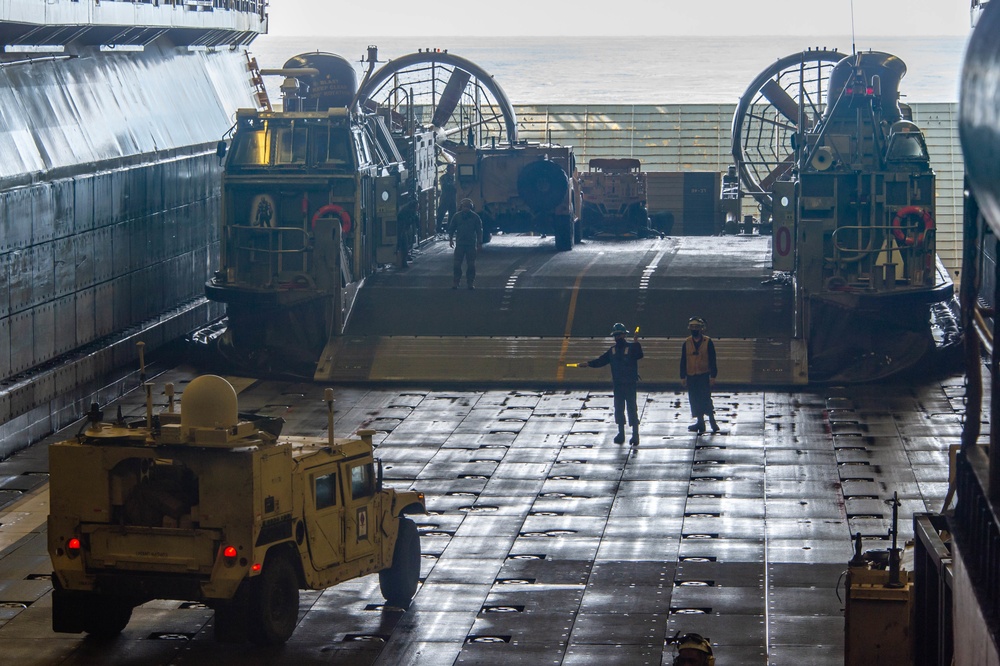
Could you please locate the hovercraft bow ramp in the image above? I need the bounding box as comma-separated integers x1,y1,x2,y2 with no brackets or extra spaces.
314,236,805,387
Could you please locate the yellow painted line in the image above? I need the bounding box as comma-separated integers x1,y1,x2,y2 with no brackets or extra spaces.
556,252,604,381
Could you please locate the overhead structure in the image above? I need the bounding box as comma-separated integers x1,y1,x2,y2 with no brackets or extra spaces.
357,50,519,149
358,49,576,251
731,49,844,220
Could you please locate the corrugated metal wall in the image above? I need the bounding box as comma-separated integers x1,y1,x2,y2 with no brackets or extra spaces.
514,102,963,280
0,155,220,379
0,44,256,454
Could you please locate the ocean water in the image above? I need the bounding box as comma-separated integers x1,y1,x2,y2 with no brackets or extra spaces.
249,34,968,105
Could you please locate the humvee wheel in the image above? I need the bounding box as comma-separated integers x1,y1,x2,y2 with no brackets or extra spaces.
212,581,250,643
52,576,133,638
554,215,574,252
51,577,83,634
379,517,420,607
212,603,246,643
580,204,603,238
248,553,299,645
82,595,133,639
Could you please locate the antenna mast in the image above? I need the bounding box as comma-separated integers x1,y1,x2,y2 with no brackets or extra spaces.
850,0,857,54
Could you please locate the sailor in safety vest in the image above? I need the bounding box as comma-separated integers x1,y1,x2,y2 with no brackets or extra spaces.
680,317,719,434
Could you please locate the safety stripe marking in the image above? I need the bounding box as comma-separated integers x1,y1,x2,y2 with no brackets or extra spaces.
636,247,671,315
500,269,527,312
556,252,604,381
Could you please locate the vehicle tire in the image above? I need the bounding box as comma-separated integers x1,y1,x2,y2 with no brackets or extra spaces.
213,585,250,643
481,214,493,244
573,218,582,244
248,553,299,645
580,204,602,238
554,215,573,251
51,576,86,634
213,603,247,643
379,517,420,607
81,595,133,639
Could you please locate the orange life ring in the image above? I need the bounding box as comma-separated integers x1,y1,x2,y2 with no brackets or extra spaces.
311,204,352,235
891,206,934,247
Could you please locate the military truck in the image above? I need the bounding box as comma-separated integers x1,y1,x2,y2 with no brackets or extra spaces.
575,158,652,238
451,140,577,250
48,375,426,645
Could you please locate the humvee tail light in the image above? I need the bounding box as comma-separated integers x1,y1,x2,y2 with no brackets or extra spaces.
66,537,81,557
251,563,262,572
223,546,238,564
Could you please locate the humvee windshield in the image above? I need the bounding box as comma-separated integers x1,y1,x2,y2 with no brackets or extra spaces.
230,119,354,171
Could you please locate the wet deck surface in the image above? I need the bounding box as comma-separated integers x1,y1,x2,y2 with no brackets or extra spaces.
0,366,969,665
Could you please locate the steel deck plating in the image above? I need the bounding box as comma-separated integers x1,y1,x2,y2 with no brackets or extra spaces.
0,365,966,665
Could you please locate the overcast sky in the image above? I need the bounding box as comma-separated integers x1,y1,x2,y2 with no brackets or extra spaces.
267,0,974,37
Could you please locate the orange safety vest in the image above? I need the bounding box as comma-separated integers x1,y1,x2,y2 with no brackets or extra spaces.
684,335,712,376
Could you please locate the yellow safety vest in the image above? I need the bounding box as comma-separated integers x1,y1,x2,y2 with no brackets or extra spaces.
684,335,711,376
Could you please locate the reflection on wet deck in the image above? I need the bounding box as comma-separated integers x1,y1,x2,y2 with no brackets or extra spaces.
0,368,966,665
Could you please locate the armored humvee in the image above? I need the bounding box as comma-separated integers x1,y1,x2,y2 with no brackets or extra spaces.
48,375,425,645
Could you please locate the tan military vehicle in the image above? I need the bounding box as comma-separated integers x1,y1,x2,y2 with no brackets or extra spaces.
451,140,578,250
575,158,653,238
48,375,425,645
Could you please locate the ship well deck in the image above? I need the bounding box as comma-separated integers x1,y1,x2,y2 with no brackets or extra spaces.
0,366,968,665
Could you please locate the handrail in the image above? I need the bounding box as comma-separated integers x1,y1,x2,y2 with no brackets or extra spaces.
912,513,953,666
974,305,994,356
91,0,268,12
231,225,311,255
829,223,931,258
953,447,1000,651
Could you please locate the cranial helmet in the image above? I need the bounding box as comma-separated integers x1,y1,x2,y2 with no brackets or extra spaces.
688,317,706,331
459,198,474,210
610,322,628,336
673,633,715,666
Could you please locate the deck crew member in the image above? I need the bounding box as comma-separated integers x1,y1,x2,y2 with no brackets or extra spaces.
580,322,644,445
672,633,715,666
436,163,457,234
396,199,417,268
680,317,719,434
448,198,483,289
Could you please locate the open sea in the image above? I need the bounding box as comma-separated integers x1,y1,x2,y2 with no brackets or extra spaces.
249,34,969,105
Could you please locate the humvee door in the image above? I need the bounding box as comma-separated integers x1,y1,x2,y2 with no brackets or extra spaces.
344,460,380,562
302,465,344,569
